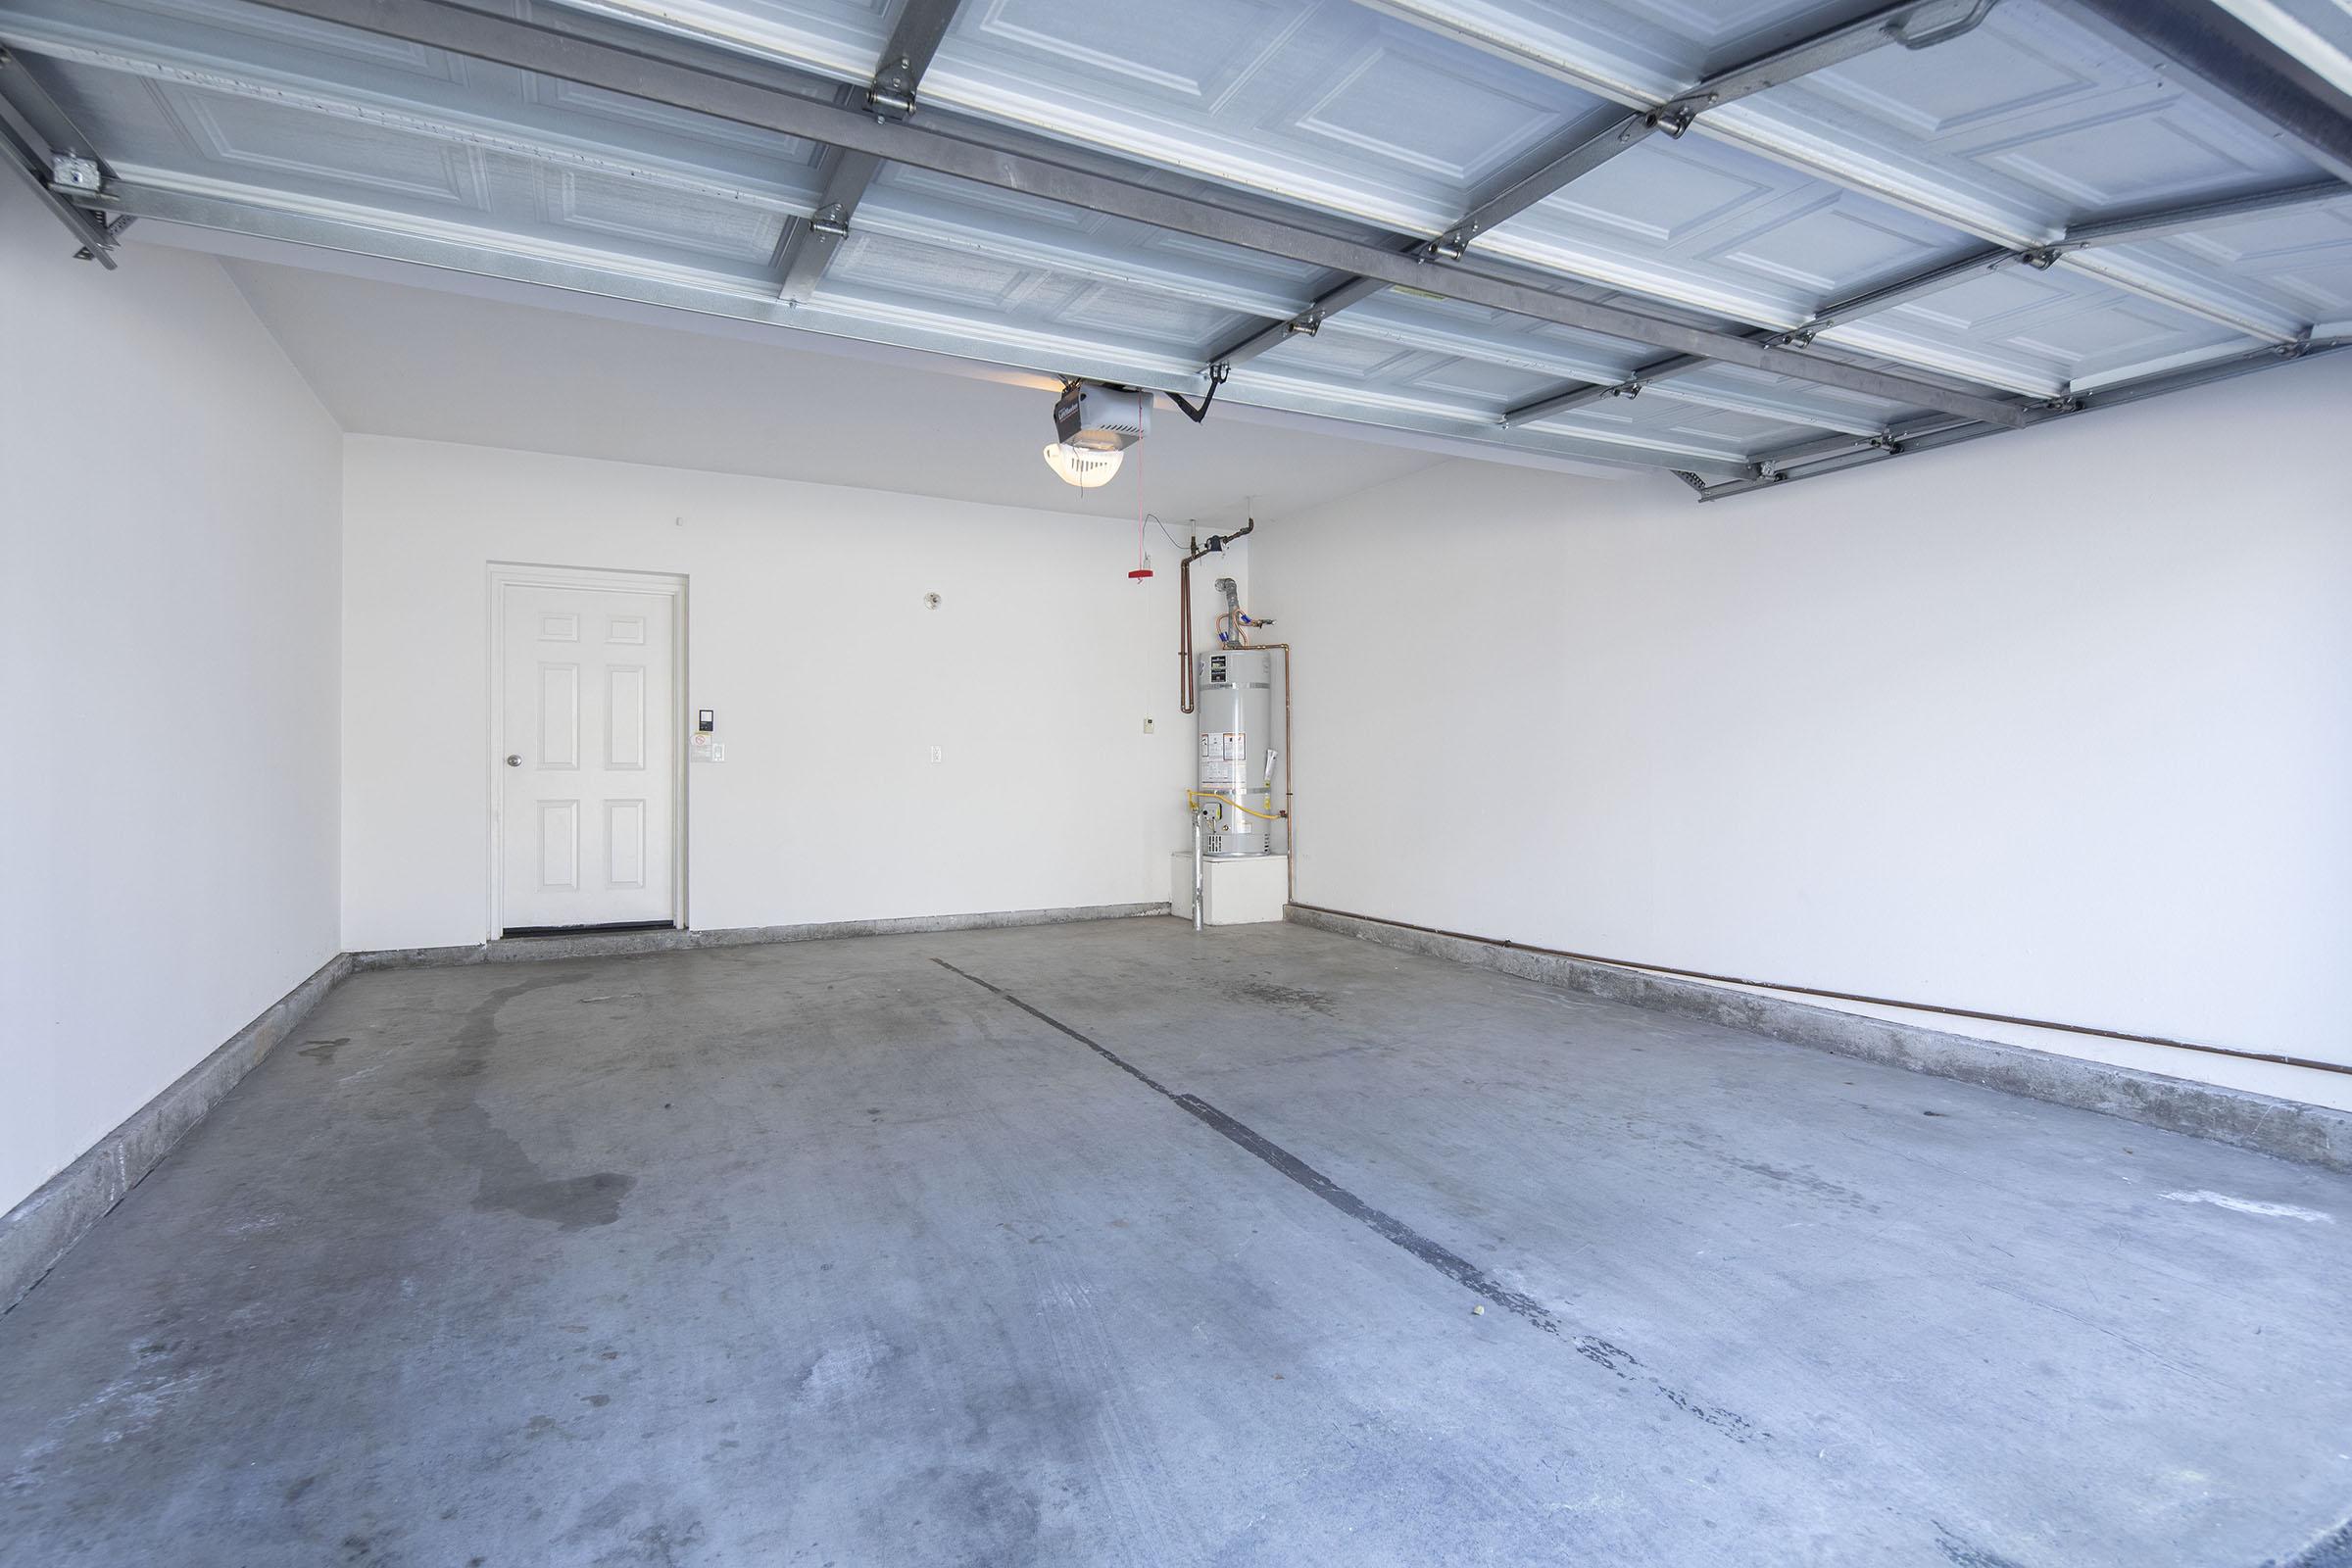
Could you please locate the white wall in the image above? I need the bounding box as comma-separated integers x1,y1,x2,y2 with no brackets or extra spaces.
1253,353,2352,1093
341,438,1236,949
0,185,343,1212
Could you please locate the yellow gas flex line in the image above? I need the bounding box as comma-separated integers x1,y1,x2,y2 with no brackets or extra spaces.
1186,790,1286,823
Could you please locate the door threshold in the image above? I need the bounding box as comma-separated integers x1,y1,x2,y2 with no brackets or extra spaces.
498,920,680,940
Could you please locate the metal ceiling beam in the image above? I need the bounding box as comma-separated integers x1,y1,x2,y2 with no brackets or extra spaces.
1787,176,2346,343
2062,0,2352,186
1503,354,1704,427
2056,176,2345,248
1206,275,1388,370
1690,334,2346,499
0,46,122,267
1208,0,1995,373
1429,112,1657,254
771,0,966,303
1501,345,1893,436
234,0,2029,428
1206,105,1650,370
1206,107,1666,371
1640,0,1999,127
1316,298,1887,433
1505,168,2346,429
772,138,876,303
866,0,962,117
1799,247,2016,337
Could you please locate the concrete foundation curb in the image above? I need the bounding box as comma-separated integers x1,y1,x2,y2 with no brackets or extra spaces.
1287,904,2352,1174
2,901,1170,1312
348,902,1172,970
0,953,354,1312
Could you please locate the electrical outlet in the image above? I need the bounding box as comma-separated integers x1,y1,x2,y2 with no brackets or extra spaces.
928,745,943,763
1144,717,1154,733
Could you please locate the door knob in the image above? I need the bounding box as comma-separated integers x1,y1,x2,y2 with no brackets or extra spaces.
505,754,522,767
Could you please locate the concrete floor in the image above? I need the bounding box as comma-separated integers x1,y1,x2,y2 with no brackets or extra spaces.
4,919,2349,1567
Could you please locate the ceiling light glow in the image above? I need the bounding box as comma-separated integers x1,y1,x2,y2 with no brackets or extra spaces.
1043,442,1124,488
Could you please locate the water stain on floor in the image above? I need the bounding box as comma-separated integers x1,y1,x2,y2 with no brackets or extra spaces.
427,974,636,1230
1228,979,1335,1017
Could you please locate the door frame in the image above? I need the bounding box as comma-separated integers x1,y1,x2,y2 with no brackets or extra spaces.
486,563,689,941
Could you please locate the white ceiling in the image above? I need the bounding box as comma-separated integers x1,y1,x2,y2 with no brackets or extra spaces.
217,249,1461,521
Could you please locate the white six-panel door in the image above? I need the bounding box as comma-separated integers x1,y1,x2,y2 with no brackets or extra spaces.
497,581,677,931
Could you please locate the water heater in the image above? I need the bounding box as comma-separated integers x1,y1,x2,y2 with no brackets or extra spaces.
1195,649,1277,857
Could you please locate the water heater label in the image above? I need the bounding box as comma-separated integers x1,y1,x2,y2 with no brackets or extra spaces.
1222,732,1246,760
1200,760,1238,786
1198,733,1219,760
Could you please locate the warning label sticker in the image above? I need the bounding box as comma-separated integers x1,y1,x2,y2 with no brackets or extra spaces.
1200,760,1239,787
1222,732,1246,760
1199,732,1220,760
